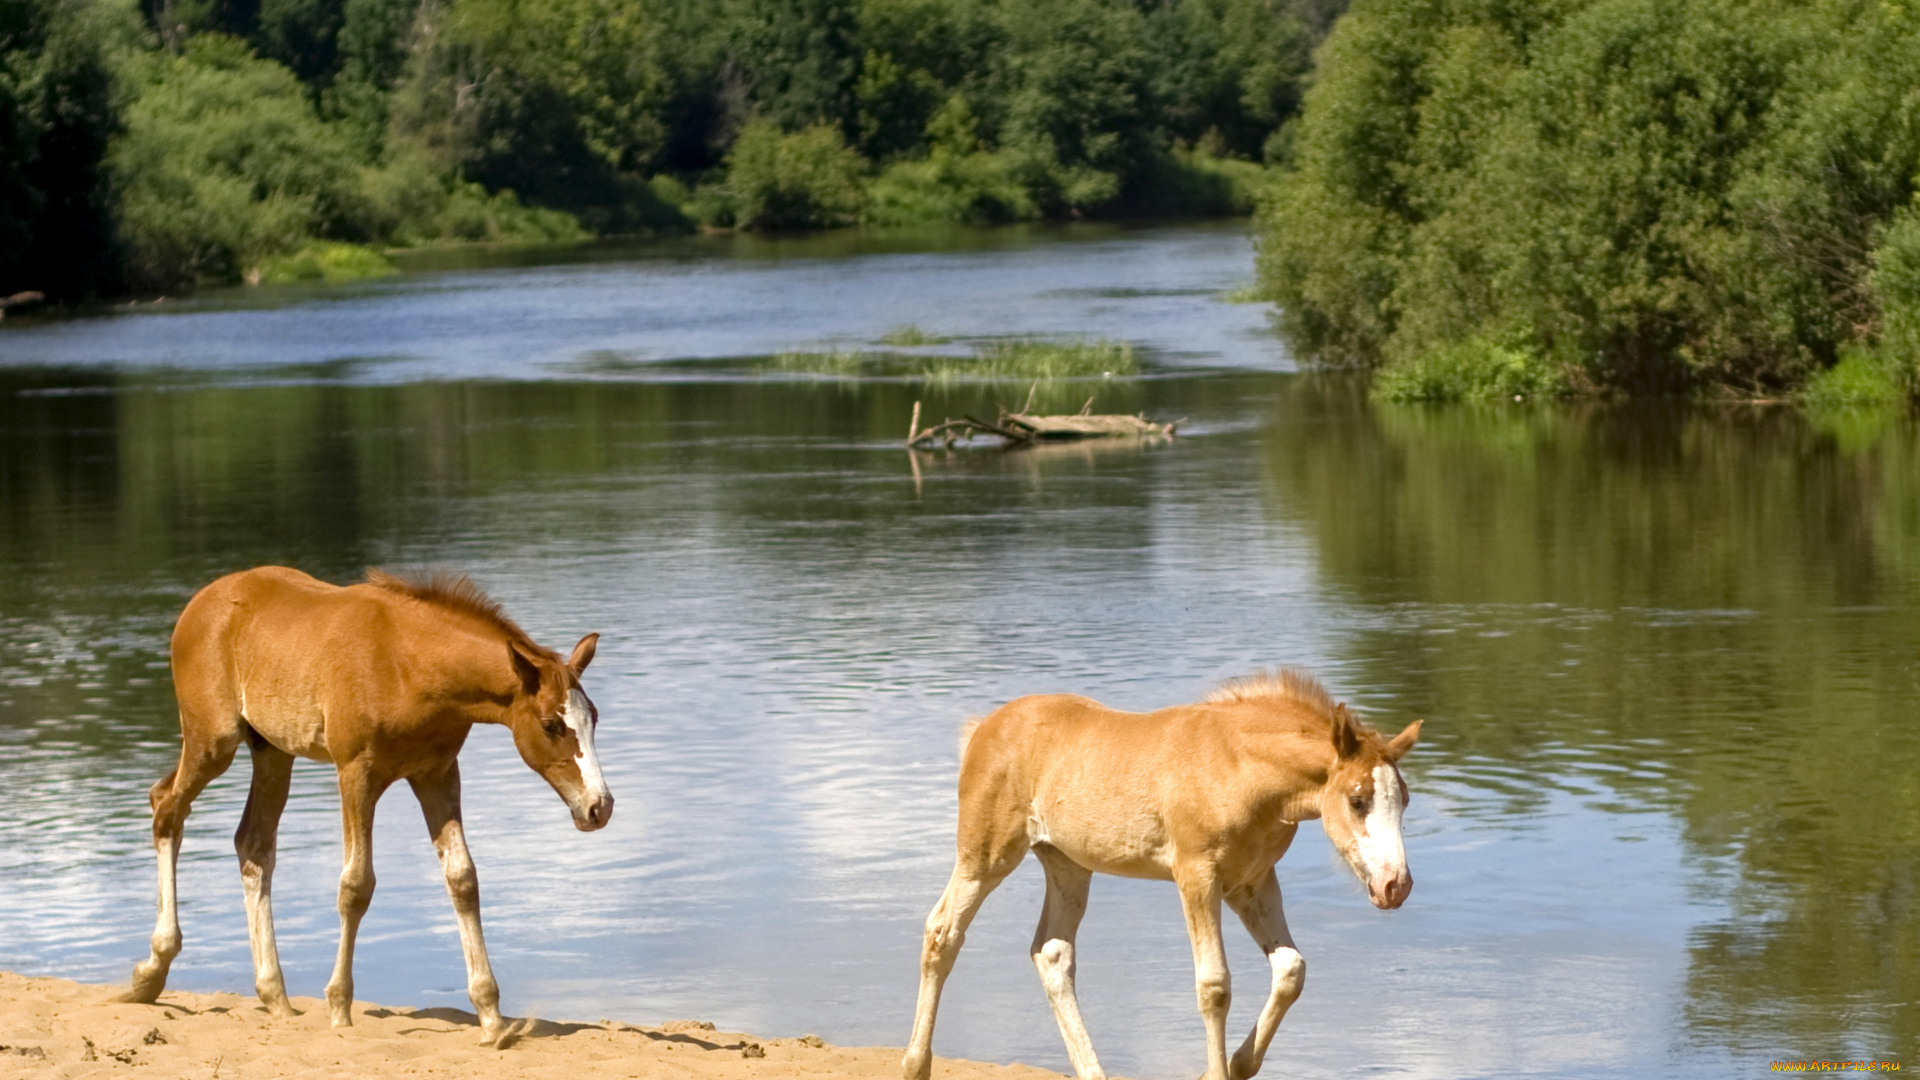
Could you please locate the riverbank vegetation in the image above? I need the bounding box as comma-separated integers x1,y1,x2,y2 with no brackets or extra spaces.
2,0,1332,299
1255,0,1920,400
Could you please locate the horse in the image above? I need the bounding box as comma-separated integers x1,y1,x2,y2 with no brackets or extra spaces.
118,566,613,1044
902,670,1421,1080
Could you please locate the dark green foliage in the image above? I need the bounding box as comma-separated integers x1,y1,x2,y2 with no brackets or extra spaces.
1260,0,1920,395
1148,0,1325,161
324,0,418,151
0,0,136,299
251,0,345,89
990,0,1153,213
729,0,859,135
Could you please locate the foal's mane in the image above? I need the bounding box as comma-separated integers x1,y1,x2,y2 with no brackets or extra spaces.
1208,669,1398,752
1205,669,1340,719
365,569,554,657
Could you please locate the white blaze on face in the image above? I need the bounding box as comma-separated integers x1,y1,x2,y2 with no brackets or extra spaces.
563,688,610,803
1353,763,1407,882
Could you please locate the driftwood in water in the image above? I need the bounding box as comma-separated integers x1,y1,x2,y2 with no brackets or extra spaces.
906,398,1177,449
0,291,44,321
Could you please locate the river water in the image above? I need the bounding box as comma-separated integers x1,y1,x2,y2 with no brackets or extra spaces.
0,222,1914,1078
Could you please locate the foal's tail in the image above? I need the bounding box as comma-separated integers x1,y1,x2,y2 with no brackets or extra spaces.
957,717,984,761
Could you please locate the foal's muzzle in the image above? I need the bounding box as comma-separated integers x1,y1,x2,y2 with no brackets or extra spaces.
1368,868,1412,910
574,792,613,831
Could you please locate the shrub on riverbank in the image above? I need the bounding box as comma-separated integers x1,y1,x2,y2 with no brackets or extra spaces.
1257,0,1920,398
1371,337,1570,403
257,242,398,284
722,121,868,230
1800,349,1915,407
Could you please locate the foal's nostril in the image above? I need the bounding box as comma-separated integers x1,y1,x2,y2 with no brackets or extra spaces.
1379,873,1411,908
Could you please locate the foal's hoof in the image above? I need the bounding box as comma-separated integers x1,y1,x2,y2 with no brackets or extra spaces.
481,1016,528,1049
117,964,166,1004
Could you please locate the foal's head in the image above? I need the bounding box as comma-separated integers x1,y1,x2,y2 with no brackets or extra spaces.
1318,707,1421,910
507,633,614,831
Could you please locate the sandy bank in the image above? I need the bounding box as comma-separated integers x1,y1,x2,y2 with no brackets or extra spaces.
0,972,1062,1080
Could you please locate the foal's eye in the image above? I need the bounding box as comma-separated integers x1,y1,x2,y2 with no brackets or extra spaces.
1349,794,1368,815
542,718,564,738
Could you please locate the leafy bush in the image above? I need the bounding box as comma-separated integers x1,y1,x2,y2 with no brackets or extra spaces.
726,119,867,229
1800,348,1914,407
112,35,370,288
1873,205,1920,368
257,241,398,283
865,151,1035,225
1372,338,1571,403
1129,146,1268,217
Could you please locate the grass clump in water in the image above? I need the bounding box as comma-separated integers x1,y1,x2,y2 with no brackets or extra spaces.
879,324,950,346
760,338,1140,382
1371,337,1568,403
765,350,873,377
928,339,1138,382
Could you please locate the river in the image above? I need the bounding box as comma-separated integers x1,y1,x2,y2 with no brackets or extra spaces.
0,221,1913,1078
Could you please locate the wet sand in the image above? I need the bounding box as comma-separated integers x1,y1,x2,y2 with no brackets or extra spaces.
0,972,1063,1080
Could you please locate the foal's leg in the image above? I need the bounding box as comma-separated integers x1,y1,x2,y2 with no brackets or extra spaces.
902,857,1019,1080
1174,865,1233,1080
121,724,241,1004
324,761,386,1028
1030,846,1103,1080
1223,869,1306,1080
234,737,298,1017
410,762,506,1044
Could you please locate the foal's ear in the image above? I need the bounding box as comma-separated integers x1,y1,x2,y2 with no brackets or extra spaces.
1331,703,1363,760
1384,719,1423,763
508,641,543,695
568,632,599,676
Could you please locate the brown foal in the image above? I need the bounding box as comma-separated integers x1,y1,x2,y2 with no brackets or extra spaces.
903,670,1421,1080
119,566,613,1044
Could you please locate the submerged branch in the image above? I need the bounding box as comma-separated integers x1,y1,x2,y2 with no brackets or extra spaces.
905,400,1178,449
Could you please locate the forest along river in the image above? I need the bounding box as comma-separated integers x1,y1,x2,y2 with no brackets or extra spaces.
0,222,1914,1078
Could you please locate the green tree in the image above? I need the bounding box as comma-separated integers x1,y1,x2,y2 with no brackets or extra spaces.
728,0,859,136
990,0,1156,213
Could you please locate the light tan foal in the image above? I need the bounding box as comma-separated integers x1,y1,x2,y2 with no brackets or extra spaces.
903,671,1420,1080
119,567,613,1044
